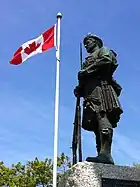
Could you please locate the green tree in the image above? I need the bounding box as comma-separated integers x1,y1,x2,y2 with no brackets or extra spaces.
0,152,71,187
57,152,72,184
26,157,53,186
133,163,140,168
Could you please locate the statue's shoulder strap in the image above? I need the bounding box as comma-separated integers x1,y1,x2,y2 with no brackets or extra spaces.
99,47,118,60
98,47,118,72
109,48,119,72
98,47,111,56
110,49,118,67
110,49,117,57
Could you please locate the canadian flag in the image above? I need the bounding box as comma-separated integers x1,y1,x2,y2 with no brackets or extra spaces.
10,25,56,65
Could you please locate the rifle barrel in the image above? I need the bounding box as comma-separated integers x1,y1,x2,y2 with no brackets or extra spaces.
72,42,83,165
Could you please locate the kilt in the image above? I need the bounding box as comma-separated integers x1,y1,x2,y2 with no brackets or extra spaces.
82,79,123,131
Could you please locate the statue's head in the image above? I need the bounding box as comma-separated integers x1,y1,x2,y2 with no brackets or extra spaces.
83,34,103,53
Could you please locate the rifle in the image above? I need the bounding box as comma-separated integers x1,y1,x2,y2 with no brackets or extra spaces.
72,43,83,165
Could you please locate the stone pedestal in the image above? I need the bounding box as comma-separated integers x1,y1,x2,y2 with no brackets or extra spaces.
58,161,140,187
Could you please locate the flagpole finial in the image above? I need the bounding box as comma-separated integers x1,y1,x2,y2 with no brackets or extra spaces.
57,12,62,19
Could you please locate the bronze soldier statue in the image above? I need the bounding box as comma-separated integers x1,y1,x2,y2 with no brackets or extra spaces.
74,34,123,165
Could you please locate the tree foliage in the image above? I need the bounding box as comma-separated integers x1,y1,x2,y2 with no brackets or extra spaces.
0,153,71,187
133,163,140,168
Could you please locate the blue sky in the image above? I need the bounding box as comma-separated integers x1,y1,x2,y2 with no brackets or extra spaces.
0,0,140,167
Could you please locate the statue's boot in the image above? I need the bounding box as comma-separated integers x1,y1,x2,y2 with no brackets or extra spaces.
86,128,114,165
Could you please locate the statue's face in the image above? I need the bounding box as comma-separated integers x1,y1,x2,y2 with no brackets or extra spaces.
84,38,97,53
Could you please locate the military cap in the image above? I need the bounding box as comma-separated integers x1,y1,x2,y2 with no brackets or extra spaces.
83,33,103,48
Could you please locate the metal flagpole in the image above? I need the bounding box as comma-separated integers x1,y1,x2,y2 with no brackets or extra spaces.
53,12,62,187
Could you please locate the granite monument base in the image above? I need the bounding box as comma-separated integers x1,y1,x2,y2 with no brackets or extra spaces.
58,161,140,187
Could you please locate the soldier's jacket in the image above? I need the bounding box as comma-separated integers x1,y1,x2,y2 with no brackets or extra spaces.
78,47,123,131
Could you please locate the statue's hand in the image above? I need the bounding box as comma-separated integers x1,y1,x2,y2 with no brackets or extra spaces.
74,86,81,97
78,70,86,80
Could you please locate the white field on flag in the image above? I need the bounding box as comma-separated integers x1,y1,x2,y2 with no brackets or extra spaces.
10,25,56,65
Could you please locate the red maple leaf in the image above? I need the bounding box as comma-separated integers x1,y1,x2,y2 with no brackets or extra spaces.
24,41,41,55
